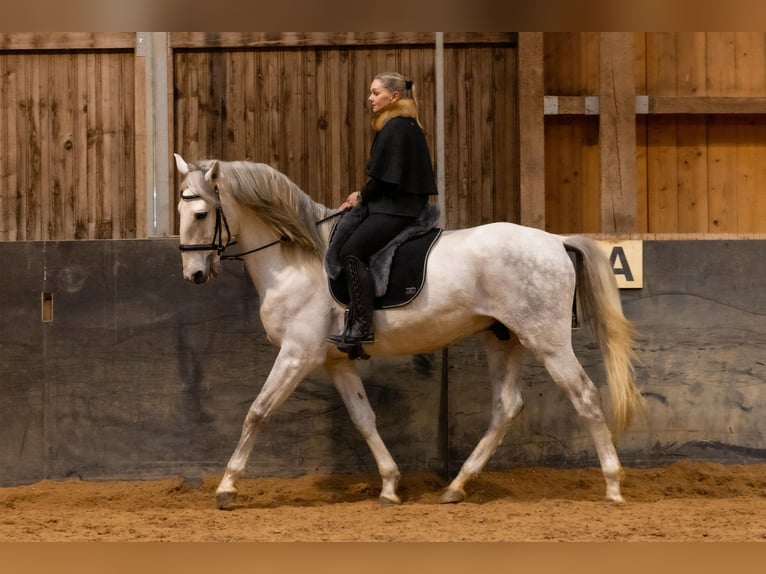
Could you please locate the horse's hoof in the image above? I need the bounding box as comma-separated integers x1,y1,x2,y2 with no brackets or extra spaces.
440,487,466,504
603,495,625,505
379,494,401,506
216,489,238,509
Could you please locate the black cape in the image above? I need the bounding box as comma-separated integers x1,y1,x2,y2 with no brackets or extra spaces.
366,116,438,197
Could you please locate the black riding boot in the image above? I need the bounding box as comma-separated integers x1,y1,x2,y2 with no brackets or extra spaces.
327,255,375,357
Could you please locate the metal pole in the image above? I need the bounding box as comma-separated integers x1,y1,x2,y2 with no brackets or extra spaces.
435,32,446,228
434,32,450,480
139,32,171,237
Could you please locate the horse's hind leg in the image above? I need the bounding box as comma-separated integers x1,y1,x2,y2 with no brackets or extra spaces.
326,360,402,505
441,333,524,504
539,346,624,503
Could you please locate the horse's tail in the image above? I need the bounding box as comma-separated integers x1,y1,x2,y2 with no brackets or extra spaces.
563,236,645,436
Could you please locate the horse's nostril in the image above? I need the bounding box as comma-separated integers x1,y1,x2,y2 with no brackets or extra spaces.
192,270,206,284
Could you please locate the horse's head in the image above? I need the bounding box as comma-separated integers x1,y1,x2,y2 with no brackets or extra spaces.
175,153,229,285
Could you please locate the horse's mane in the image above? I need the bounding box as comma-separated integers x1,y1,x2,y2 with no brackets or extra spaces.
185,159,336,261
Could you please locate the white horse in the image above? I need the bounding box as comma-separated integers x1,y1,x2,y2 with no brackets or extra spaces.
174,153,645,509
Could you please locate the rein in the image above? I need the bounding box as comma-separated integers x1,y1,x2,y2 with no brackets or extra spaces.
178,191,343,261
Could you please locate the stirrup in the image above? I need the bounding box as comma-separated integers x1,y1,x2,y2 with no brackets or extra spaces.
325,333,375,346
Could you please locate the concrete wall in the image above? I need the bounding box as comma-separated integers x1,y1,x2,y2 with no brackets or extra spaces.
1,239,764,486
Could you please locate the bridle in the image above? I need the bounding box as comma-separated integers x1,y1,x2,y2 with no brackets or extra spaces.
178,187,343,261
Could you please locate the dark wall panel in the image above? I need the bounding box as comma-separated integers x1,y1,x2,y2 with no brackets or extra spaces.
2,239,765,486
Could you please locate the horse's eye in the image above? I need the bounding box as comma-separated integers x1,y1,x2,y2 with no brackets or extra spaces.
194,212,208,221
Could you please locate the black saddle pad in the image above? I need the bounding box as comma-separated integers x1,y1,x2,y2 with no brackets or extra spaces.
329,228,442,309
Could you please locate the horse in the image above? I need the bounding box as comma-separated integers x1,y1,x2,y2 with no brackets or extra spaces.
173,153,645,509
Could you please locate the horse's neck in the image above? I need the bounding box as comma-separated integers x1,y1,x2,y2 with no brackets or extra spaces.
237,212,324,296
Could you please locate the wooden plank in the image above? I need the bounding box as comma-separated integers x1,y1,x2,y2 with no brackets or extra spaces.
53,52,74,239
518,32,545,228
8,53,20,239
169,32,515,49
0,53,6,238
477,47,493,225
327,50,342,204
599,32,636,233
545,117,583,233
675,33,707,96
456,48,472,229
634,33,647,95
103,52,118,239
647,118,679,233
75,52,88,239
0,53,17,239
493,44,516,224
648,96,766,114
674,33,708,233
0,33,135,51
134,41,147,238
677,35,707,232
580,32,600,95
86,52,97,238
645,33,679,233
443,47,460,229
121,53,136,238
348,49,368,205
581,36,601,233
28,53,41,240
281,50,305,192
735,34,766,233
633,33,648,233
226,50,246,160
634,118,649,233
707,33,738,232
243,50,257,164
40,53,53,240
675,116,709,232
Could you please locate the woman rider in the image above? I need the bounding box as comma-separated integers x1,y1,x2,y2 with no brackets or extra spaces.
326,72,438,357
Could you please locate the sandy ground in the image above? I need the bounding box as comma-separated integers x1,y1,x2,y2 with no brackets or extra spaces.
1,460,766,542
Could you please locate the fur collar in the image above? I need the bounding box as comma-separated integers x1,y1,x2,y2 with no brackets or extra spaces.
371,99,420,132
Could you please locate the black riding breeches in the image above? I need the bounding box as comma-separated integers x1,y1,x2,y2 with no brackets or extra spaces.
337,212,415,263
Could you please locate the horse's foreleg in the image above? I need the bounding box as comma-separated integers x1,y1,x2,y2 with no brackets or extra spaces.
216,349,318,509
326,361,402,505
541,347,625,503
441,334,524,504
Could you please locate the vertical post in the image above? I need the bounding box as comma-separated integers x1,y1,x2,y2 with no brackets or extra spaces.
599,32,637,233
141,32,171,237
518,32,546,229
434,32,450,479
435,32,446,229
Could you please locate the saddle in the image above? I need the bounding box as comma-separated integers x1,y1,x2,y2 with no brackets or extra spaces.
329,227,442,309
326,203,442,309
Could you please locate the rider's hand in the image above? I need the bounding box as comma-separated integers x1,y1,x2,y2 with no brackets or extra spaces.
339,191,362,211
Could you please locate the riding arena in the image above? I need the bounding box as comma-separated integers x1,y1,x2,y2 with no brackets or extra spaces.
1,33,766,543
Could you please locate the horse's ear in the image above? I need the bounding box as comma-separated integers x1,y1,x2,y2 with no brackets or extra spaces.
205,161,220,183
174,153,189,175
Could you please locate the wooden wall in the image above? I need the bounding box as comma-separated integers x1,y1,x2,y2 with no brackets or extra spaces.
171,32,518,230
0,33,140,240
543,32,766,235
4,32,766,240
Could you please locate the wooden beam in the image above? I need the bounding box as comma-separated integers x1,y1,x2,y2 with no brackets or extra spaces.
545,95,766,115
0,33,135,50
647,96,766,114
518,32,545,229
169,32,516,49
599,32,637,233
